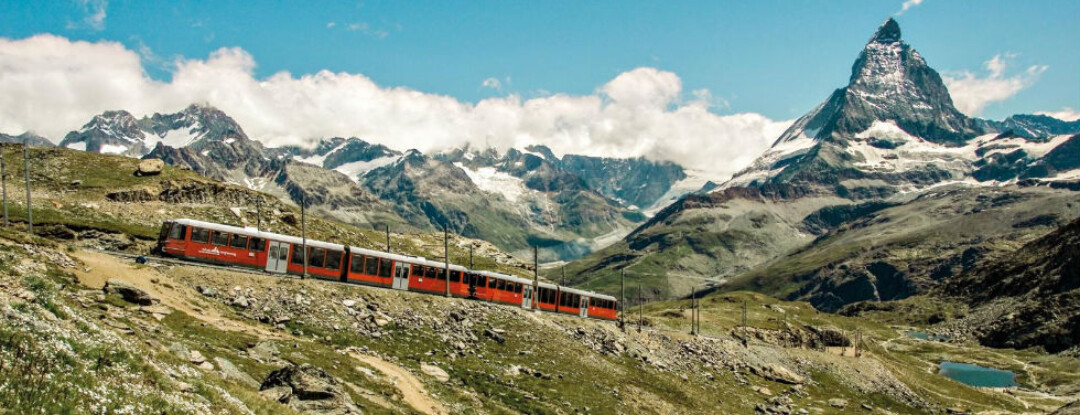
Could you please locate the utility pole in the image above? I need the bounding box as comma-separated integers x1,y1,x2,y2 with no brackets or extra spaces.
619,269,625,332
1,145,7,227
741,300,747,328
469,244,474,268
637,285,643,333
691,286,697,335
23,137,32,235
255,196,262,231
385,224,390,253
444,225,450,297
301,195,307,279
561,266,566,286
532,246,539,311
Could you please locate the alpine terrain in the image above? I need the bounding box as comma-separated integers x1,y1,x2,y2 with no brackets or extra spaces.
559,18,1080,307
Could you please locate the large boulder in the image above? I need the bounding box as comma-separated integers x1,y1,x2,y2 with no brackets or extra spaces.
136,158,164,176
102,279,158,306
259,364,360,414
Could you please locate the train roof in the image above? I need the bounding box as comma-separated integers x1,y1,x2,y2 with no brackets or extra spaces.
171,218,466,270
472,270,534,285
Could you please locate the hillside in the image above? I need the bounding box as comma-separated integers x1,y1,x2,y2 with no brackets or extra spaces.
934,217,1080,353
2,144,1077,414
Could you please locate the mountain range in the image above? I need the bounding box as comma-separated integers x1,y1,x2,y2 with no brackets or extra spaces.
556,18,1080,307
6,18,1078,320
27,103,696,262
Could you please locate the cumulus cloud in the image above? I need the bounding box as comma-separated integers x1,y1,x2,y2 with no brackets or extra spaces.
943,54,1046,116
1035,107,1080,122
0,34,791,179
895,0,924,16
67,0,108,31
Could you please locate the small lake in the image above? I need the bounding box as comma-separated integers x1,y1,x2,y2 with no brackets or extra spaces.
938,361,1018,388
905,331,949,341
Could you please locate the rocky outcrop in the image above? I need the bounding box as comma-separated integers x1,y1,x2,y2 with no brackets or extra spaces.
102,279,158,306
135,159,164,176
259,364,360,414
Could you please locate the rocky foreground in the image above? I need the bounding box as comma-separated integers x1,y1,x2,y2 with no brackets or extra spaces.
1,232,1077,414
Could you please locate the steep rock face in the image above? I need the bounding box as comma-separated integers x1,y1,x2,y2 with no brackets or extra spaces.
59,110,149,156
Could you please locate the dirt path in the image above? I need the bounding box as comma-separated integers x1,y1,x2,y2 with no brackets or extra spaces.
70,250,285,339
350,353,447,415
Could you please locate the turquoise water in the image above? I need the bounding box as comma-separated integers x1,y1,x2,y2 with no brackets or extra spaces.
938,361,1018,388
905,331,949,341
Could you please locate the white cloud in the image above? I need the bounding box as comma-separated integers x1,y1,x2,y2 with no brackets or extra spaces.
896,0,924,16
943,54,1046,116
326,22,336,28
481,77,502,91
0,34,791,179
1035,107,1080,122
344,22,389,39
67,0,108,31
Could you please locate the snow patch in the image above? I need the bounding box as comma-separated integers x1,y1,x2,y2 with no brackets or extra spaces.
159,128,201,148
65,141,87,151
454,162,527,202
335,156,399,182
100,144,130,155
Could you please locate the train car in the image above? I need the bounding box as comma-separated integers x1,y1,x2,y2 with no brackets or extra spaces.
473,270,534,308
155,218,618,321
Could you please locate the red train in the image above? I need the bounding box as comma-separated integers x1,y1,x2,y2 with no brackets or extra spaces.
154,218,618,320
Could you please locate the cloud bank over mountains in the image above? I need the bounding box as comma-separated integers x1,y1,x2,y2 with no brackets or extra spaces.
0,34,790,179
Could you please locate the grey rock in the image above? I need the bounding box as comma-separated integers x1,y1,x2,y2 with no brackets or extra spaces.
260,364,360,414
102,279,158,306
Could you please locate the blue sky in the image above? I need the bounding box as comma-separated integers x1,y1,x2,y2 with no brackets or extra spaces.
0,1,1077,178
3,0,1077,120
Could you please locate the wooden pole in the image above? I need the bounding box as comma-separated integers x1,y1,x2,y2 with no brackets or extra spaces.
1,146,7,227
385,224,391,253
255,196,262,231
741,300,747,328
532,246,538,311
691,286,697,335
469,244,474,268
444,225,450,297
301,195,307,278
23,138,31,235
620,269,625,332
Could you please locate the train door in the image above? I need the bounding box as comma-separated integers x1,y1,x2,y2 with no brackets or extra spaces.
521,285,532,308
265,241,289,274
579,296,589,318
392,262,410,291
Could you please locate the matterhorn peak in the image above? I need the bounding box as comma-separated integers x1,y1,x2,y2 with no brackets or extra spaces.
870,18,902,44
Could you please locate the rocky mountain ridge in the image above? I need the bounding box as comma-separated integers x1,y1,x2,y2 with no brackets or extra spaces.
560,18,1080,303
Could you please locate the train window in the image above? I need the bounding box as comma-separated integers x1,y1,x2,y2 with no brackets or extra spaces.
325,250,342,270
365,256,378,276
191,228,210,243
291,245,305,265
379,259,392,278
412,265,423,276
250,238,266,252
488,277,497,288
450,271,461,283
426,267,437,279
496,279,506,291
168,223,187,240
350,254,365,273
515,283,523,294
229,234,249,249
211,231,229,246
308,247,325,268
